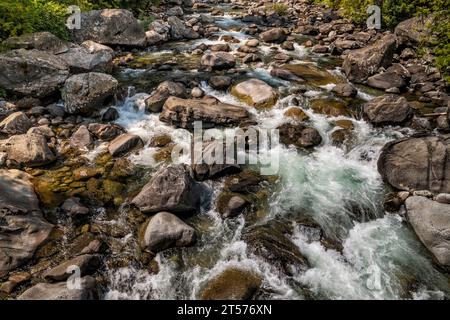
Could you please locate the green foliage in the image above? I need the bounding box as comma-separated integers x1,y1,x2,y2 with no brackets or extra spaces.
0,88,7,99
266,3,289,16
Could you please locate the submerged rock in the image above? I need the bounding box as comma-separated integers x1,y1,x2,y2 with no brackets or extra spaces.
231,78,278,109
405,196,450,267
363,94,413,126
132,165,203,215
70,9,146,47
200,268,262,300
63,72,118,115
18,276,97,300
378,136,450,193
0,49,69,98
141,211,196,253
159,96,249,129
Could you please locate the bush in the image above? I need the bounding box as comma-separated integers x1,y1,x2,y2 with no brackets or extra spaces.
267,3,289,16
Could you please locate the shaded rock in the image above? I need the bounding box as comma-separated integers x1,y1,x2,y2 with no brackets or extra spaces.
200,268,261,300
405,196,450,267
0,169,53,275
224,170,263,193
145,81,186,113
342,34,397,83
70,125,93,149
277,123,322,149
0,133,55,167
141,211,196,253
231,78,277,109
0,49,69,98
363,94,413,126
108,133,144,157
18,276,97,300
61,197,90,216
209,76,232,90
43,254,101,282
63,72,118,115
101,107,119,122
2,32,69,54
260,28,287,43
70,9,146,47
201,52,236,70
242,221,308,276
168,16,199,40
367,64,410,90
378,136,450,193
216,193,249,218
132,165,202,215
0,112,31,135
88,123,124,141
159,96,249,129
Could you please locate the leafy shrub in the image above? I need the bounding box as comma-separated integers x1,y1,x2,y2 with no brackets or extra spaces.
267,3,289,16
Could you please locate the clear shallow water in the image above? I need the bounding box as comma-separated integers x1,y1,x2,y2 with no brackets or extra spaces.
101,8,450,300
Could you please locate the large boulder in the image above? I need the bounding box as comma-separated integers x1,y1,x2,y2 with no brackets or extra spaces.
141,211,196,253
0,49,69,98
378,136,450,193
231,79,278,109
132,165,203,215
342,34,397,83
200,52,236,70
0,112,31,135
395,16,433,47
2,32,69,54
200,268,261,300
0,170,53,276
363,94,413,126
0,133,55,167
405,196,450,267
159,96,249,129
259,28,287,43
70,9,146,47
62,72,118,115
167,16,199,40
57,44,113,74
17,276,97,300
145,81,187,113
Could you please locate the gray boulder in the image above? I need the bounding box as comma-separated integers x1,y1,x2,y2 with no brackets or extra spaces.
63,72,118,115
0,170,53,276
141,211,196,253
0,49,69,98
378,136,450,193
363,94,413,126
168,16,199,40
70,125,93,149
58,44,113,74
405,196,450,267
343,34,397,83
70,9,146,47
2,32,69,54
132,165,202,215
0,133,55,167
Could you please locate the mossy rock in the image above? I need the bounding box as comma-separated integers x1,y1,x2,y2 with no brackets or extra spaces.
200,268,262,300
109,158,135,180
283,107,309,122
73,166,104,181
282,63,344,87
310,98,350,117
224,170,264,193
153,144,175,163
335,119,354,130
149,134,172,148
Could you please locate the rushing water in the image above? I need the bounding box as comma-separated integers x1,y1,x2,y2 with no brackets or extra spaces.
100,7,450,300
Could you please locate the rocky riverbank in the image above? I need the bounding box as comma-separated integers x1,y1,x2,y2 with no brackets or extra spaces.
0,0,449,300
